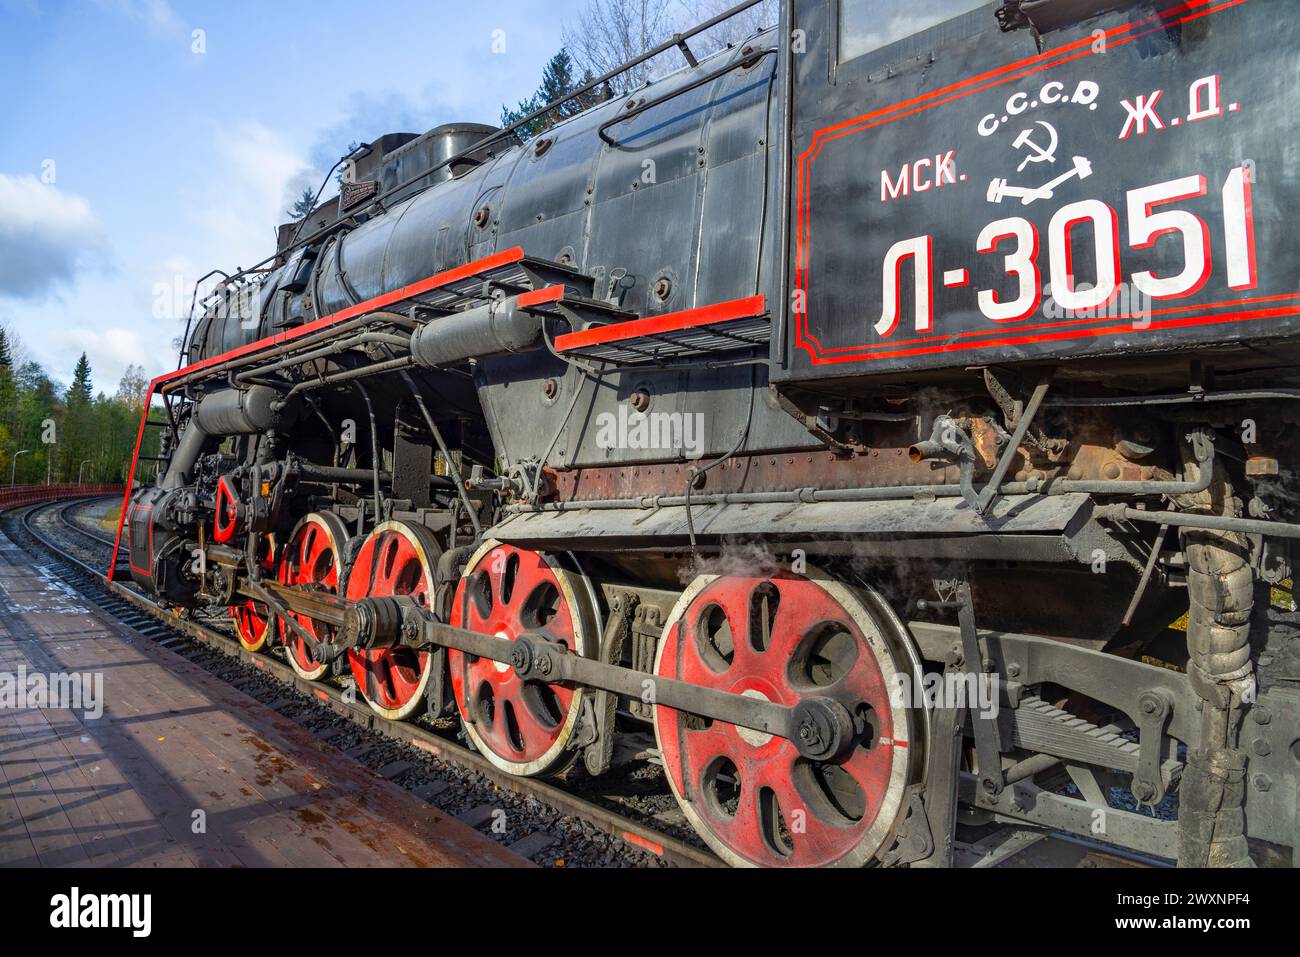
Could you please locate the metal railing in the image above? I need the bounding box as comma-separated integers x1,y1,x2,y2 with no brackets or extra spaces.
0,484,124,511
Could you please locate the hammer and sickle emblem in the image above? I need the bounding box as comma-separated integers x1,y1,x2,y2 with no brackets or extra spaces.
1012,121,1059,172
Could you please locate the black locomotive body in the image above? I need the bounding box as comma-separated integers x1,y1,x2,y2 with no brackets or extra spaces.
112,0,1300,867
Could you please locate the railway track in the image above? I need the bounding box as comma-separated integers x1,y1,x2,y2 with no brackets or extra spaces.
10,496,719,869
8,496,1169,870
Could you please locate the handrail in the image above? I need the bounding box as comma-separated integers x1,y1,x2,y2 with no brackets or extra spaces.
597,46,776,146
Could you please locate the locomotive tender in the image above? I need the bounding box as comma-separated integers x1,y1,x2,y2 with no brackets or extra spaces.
110,0,1300,867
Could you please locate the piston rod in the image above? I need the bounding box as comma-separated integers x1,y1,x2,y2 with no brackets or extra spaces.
257,579,857,761
410,613,858,762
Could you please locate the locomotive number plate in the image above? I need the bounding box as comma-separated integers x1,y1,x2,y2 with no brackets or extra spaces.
790,0,1300,373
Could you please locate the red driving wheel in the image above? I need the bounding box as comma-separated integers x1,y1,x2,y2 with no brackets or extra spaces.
229,533,277,652
276,512,349,681
345,521,440,720
654,571,916,867
450,541,599,777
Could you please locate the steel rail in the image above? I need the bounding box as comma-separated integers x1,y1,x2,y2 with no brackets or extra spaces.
57,497,119,547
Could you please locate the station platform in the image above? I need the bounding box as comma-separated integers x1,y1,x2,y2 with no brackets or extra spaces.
0,532,527,868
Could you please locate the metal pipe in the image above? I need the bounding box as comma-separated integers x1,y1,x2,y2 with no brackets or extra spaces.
409,295,543,367
351,381,383,524
296,460,453,490
1100,505,1300,540
1122,523,1170,627
399,370,481,538
508,471,1212,512
1003,753,1061,785
167,313,412,393
163,419,209,489
282,357,414,398
234,331,410,382
1047,388,1300,407
298,463,397,485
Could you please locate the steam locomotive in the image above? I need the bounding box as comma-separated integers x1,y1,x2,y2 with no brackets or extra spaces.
110,0,1300,867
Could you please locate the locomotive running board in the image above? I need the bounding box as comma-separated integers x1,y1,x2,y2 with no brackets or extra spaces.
490,492,1101,561
554,294,770,365
169,247,595,388
104,247,597,581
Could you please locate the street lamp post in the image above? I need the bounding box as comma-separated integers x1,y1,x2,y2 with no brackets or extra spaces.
78,459,93,485
10,450,30,486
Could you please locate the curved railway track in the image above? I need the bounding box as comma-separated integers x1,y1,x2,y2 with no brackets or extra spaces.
7,496,1170,870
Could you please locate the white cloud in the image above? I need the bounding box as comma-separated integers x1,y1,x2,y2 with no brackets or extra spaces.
188,121,314,274
0,174,107,300
48,324,172,394
130,122,315,335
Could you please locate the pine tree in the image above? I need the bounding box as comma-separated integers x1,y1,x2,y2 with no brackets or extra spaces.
500,49,602,141
0,328,14,417
0,329,12,481
54,354,94,482
288,187,316,221
68,354,93,406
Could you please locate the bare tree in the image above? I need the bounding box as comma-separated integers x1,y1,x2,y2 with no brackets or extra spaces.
0,322,31,374
562,0,681,92
115,364,150,409
563,0,779,93
676,0,778,58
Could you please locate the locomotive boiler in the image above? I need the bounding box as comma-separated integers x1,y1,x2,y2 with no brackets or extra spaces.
110,0,1300,867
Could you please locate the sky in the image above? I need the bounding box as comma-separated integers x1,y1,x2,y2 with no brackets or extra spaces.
0,0,568,393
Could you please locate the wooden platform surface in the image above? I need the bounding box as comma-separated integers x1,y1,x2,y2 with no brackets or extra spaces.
0,533,528,868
